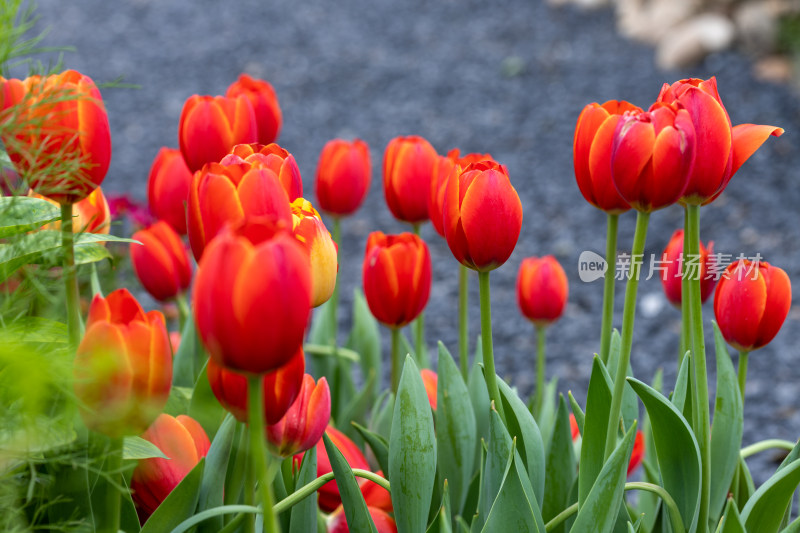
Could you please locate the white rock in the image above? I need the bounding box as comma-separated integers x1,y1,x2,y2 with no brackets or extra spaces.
734,1,779,54
656,13,736,70
616,0,700,44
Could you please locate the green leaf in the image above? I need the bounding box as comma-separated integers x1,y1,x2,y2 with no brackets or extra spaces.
606,330,638,431
352,422,390,476
338,371,378,442
290,446,319,533
140,458,205,533
346,289,382,402
372,392,394,441
1,316,67,344
671,352,694,427
568,391,585,437
426,481,454,533
120,475,142,532
0,196,60,238
468,342,490,473
740,458,800,532
579,356,613,507
542,394,576,532
570,422,637,533
323,432,378,533
717,498,745,533
709,322,744,521
197,413,236,533
188,360,227,441
535,377,559,448
173,311,202,388
73,242,112,265
123,435,169,460
481,406,514,524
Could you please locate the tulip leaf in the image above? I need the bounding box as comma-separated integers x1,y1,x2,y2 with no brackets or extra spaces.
570,422,638,533
2,316,67,344
372,392,394,441
482,406,514,523
437,342,478,516
542,394,576,532
467,341,490,473
122,435,169,460
709,322,744,520
290,446,319,533
323,432,377,533
188,360,227,441
606,330,638,431
173,311,201,388
352,422,390,476
628,378,700,532
197,413,236,532
426,481,453,533
567,391,585,437
140,457,205,533
717,498,745,533
338,371,377,442
579,356,613,507
534,377,559,448
119,475,141,533
740,458,800,532
671,352,694,426
346,289,382,402
0,196,61,238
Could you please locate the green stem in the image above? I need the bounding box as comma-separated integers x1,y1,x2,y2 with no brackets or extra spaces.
391,327,401,393
740,439,796,460
544,502,578,531
599,213,618,365
248,376,279,533
604,211,649,460
479,271,505,421
680,207,690,368
176,292,190,332
61,202,80,348
95,436,122,533
534,325,546,418
302,343,360,362
411,223,427,367
459,264,469,380
737,350,749,406
686,204,710,533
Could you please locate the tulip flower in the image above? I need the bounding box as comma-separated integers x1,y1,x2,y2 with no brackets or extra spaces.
226,74,282,145
266,374,331,457
193,217,311,374
660,229,716,307
178,94,257,172
130,221,192,302
130,414,210,522
206,349,305,424
516,256,569,327
186,150,292,260
428,149,460,238
226,143,302,201
383,135,438,224
627,430,645,476
147,147,193,234
569,413,580,440
73,289,172,438
420,368,438,410
315,138,371,217
108,193,153,229
328,506,397,533
656,77,784,205
0,70,111,203
291,198,338,307
33,186,111,234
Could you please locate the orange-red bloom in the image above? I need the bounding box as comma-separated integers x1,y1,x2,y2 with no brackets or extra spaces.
573,100,641,214
226,74,282,145
206,348,305,424
130,414,210,522
660,229,716,307
193,218,311,374
328,506,397,533
628,430,645,476
73,289,172,437
420,368,438,410
362,231,431,328
443,160,523,272
33,186,110,234
428,150,460,238
178,94,257,172
131,221,192,302
714,259,791,352
147,147,193,234
0,70,111,203
267,374,331,457
227,143,302,201
516,256,569,327
291,198,338,307
657,77,784,205
383,135,438,224
315,138,371,217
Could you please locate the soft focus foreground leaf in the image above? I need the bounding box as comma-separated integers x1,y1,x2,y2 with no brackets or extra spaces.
188,360,226,440
543,394,576,532
571,422,637,533
579,356,613,506
197,413,236,532
709,322,744,521
123,435,169,460
1,316,66,344
346,289,382,402
140,457,205,533
0,196,60,238
481,443,545,533
389,355,437,533
338,371,377,443
323,432,377,533
352,421,390,476
290,446,319,533
717,498,745,533
740,458,800,532
629,378,700,532
173,312,202,388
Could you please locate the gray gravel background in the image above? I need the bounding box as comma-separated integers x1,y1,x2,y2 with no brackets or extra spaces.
21,0,800,484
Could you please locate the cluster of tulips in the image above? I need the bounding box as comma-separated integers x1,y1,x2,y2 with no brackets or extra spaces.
0,47,796,533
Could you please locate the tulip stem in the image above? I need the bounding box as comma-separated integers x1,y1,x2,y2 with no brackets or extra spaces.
176,292,190,332
61,202,81,348
534,325,546,418
604,210,649,461
737,350,749,405
599,213,618,365
95,436,122,533
479,271,505,421
686,203,710,533
411,223,428,367
459,264,470,380
680,208,690,368
391,327,401,393
247,376,280,533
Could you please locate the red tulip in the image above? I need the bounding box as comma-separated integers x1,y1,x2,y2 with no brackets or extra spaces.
291,198,338,307
714,259,791,352
315,138,371,217
147,147,193,234
383,135,438,224
73,289,172,437
516,256,569,327
428,150,460,238
130,414,210,522
206,348,305,424
627,430,645,476
657,77,784,205
226,74,282,145
443,160,523,272
362,231,431,328
33,186,111,234
267,374,331,457
107,193,154,229
131,221,192,302
178,94,257,172
569,413,580,440
573,100,642,214
193,217,311,374
328,506,397,533
0,70,111,203
306,425,371,512
226,143,302,201
659,229,716,307
420,368,438,410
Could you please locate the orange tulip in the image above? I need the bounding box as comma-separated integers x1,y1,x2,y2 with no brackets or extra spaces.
226,74,282,145
362,231,431,328
428,150,460,238
130,414,210,521
227,143,302,201
420,368,438,410
659,229,716,307
291,198,338,307
193,217,311,374
178,94,257,172
714,259,791,352
33,186,111,234
383,135,438,224
73,289,172,437
315,138,371,217
328,506,397,533
130,221,192,302
0,70,112,203
147,147,193,234
267,374,331,457
516,256,568,327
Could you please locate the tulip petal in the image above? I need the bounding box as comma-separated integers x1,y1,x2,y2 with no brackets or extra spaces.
754,265,792,349
715,263,767,350
730,124,785,176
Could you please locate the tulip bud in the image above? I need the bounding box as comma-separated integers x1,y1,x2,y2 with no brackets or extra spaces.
516,256,568,327
226,74,282,145
147,147,193,234
714,259,791,352
659,229,716,307
383,135,438,224
267,374,331,457
130,414,210,521
33,186,111,234
362,231,431,328
315,138,371,217
73,289,172,437
130,221,192,302
226,143,302,201
627,430,645,476
328,506,397,533
420,369,437,410
291,198,338,307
